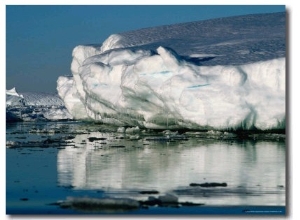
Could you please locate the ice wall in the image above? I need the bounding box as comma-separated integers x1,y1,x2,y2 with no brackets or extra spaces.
57,12,285,131
57,45,285,130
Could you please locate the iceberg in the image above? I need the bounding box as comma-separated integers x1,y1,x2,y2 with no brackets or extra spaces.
6,88,73,121
57,12,285,130
6,87,25,106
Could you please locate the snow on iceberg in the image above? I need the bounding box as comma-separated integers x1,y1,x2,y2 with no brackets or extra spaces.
6,87,25,106
57,12,285,131
6,88,73,121
6,88,66,107
21,92,65,106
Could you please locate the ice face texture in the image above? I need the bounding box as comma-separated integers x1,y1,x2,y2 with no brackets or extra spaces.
6,88,72,121
6,88,25,106
57,12,285,130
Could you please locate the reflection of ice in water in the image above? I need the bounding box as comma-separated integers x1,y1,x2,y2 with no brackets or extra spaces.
57,132,285,205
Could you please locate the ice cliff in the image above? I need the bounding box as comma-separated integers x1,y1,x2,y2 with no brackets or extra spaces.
6,88,72,121
57,12,285,130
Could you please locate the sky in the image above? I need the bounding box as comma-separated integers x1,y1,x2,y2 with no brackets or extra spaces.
5,5,286,93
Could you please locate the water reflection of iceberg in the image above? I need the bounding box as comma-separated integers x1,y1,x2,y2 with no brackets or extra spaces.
57,132,285,203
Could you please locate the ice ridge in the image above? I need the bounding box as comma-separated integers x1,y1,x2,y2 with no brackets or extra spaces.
6,88,72,121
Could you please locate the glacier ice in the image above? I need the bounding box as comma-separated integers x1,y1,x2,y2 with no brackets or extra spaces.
57,12,285,131
6,87,25,106
6,88,73,121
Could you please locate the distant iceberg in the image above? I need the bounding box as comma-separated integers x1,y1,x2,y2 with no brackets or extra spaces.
57,12,285,130
6,88,72,121
6,87,25,106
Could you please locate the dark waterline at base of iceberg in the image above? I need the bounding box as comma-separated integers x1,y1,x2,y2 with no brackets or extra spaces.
7,206,285,215
6,121,285,215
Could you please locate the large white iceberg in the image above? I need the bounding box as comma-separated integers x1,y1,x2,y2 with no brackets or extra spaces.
57,12,285,130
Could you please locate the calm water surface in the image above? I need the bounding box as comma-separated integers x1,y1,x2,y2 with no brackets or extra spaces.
6,121,285,214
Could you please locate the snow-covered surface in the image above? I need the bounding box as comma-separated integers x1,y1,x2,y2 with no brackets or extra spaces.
6,88,72,121
21,92,65,106
57,12,285,130
6,87,23,97
6,88,65,107
6,87,24,106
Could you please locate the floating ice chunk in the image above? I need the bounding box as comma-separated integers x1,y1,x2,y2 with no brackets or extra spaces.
162,130,178,136
43,107,73,120
158,194,178,204
6,141,19,148
125,126,140,134
117,127,125,133
129,134,140,140
59,196,139,211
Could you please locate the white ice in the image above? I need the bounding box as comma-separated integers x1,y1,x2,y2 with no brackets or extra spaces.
57,12,285,130
6,87,24,106
6,88,73,121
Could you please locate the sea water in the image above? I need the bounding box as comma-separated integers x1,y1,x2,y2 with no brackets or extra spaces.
6,121,285,215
